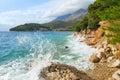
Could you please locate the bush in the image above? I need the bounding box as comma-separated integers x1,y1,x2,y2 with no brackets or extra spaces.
73,17,88,32
105,21,120,44
88,14,101,29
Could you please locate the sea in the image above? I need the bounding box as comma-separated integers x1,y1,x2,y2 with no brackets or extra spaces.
0,31,97,80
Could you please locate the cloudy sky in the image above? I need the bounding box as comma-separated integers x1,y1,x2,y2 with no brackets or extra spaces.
0,0,95,31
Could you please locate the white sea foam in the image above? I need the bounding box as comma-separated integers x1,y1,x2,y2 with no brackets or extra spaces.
17,36,29,44
0,33,97,80
0,34,55,80
65,34,97,71
0,54,51,80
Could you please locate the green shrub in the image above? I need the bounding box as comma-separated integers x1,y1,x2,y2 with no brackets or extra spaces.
105,21,120,44
88,13,101,29
73,17,88,31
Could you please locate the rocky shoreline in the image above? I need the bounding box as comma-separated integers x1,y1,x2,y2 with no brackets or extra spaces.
28,21,120,80
74,21,120,80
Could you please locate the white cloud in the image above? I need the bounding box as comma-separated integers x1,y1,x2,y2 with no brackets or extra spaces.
0,0,95,31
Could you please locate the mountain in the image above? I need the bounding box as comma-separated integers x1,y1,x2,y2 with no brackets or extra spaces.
42,8,87,31
53,14,71,21
53,9,87,21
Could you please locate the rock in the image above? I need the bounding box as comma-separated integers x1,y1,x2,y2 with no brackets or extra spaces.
106,53,113,58
92,26,105,44
112,70,120,80
105,47,112,53
108,59,120,68
65,46,68,49
107,56,116,63
74,32,79,37
100,58,107,63
108,44,117,53
108,77,115,80
96,52,106,59
98,48,105,53
40,63,92,80
27,61,38,70
114,51,120,59
102,46,113,58
89,54,100,63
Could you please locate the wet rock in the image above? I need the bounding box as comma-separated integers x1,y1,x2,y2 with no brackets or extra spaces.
108,59,120,68
27,61,38,70
90,54,100,63
112,70,120,80
65,46,69,49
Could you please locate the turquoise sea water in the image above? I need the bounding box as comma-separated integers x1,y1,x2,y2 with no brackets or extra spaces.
0,31,97,80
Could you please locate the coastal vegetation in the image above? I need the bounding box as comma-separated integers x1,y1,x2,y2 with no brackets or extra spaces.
105,21,120,44
43,20,79,31
10,21,78,31
10,23,51,31
73,0,120,44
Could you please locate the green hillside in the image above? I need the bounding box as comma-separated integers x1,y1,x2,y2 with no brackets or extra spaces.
10,20,79,31
73,0,120,44
43,20,79,31
10,23,51,31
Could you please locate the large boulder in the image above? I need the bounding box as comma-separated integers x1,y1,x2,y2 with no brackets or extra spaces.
40,63,92,80
89,54,100,63
112,70,120,80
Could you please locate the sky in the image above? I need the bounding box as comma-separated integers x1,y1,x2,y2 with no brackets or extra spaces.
0,0,95,31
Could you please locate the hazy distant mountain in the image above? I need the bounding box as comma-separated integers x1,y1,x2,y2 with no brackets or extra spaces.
43,8,87,31
53,14,71,21
53,8,87,21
